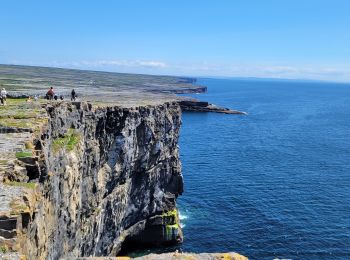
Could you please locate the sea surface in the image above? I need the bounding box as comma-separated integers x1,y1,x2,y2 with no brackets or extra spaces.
177,78,350,259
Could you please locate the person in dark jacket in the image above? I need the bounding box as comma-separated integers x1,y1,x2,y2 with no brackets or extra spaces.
71,89,77,101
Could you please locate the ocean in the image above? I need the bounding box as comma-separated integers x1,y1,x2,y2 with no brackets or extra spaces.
178,78,350,259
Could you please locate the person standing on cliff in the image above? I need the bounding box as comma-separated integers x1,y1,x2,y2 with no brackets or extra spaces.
46,87,55,100
71,89,77,101
0,88,7,105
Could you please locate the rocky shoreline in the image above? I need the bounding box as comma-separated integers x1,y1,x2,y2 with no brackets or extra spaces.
179,99,247,115
60,252,248,259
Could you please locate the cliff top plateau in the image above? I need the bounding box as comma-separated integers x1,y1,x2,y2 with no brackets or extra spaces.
0,64,205,107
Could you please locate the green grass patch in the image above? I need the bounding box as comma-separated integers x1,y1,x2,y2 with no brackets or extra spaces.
0,98,48,133
5,181,36,189
52,129,80,153
15,151,33,158
0,118,30,128
0,245,8,253
7,98,27,104
0,116,48,132
67,133,79,151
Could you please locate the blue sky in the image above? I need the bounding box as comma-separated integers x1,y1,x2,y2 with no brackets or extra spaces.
1,0,350,81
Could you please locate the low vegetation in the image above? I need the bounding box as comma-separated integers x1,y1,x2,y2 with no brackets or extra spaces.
0,245,8,253
5,181,37,189
0,98,48,132
9,199,29,215
15,151,33,159
52,129,81,153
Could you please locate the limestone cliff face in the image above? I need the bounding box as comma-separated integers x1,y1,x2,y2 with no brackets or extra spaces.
21,102,183,258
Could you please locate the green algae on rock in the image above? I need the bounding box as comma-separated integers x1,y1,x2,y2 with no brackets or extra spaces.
52,128,81,153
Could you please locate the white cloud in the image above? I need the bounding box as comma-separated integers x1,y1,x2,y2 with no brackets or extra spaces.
137,61,166,68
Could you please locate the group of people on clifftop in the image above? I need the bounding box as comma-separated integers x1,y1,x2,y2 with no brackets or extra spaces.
45,87,77,101
0,87,78,106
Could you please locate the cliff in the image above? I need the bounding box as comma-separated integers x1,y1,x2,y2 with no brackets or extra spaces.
0,100,183,258
0,65,247,259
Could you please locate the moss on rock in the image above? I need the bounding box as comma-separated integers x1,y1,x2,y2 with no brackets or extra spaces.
15,151,33,159
52,129,81,153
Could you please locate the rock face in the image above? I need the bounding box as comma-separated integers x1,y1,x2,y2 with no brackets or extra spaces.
1,101,184,258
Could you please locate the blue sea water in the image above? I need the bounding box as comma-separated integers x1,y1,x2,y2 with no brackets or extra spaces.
177,78,350,259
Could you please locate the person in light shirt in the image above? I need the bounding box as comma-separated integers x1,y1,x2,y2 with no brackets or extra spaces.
0,88,7,105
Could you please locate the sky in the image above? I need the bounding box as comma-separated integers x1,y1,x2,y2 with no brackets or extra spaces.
1,0,350,81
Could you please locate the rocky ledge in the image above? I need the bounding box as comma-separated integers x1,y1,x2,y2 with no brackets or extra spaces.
179,100,247,115
61,251,248,260
135,252,247,260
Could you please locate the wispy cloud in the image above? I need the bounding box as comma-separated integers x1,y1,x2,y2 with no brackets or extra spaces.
55,60,167,68
8,59,350,82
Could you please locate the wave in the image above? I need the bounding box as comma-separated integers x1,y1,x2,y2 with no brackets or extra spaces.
179,211,188,221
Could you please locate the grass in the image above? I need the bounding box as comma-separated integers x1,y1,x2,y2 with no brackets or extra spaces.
52,129,80,153
0,245,8,253
2,98,27,105
5,181,36,189
0,159,8,164
0,118,31,128
0,98,48,132
67,132,80,151
15,151,33,159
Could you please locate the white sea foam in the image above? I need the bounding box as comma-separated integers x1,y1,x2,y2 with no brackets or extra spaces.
179,211,188,220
